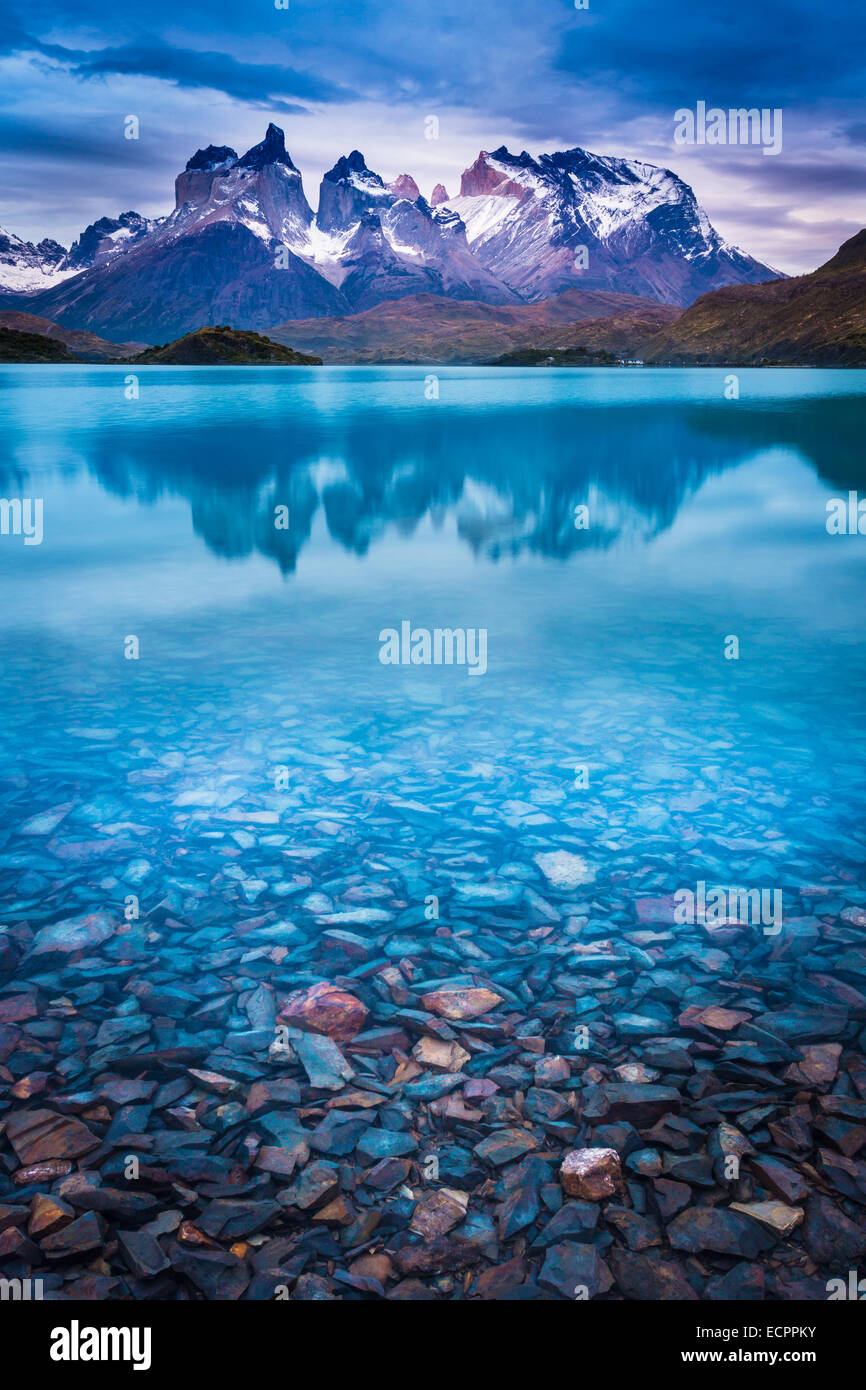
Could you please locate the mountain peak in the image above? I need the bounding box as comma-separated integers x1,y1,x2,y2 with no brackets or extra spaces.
174,124,310,225
185,145,237,173
65,211,152,271
317,152,390,232
236,124,297,171
0,128,784,326
324,151,381,183
389,174,421,202
0,224,70,292
460,150,526,198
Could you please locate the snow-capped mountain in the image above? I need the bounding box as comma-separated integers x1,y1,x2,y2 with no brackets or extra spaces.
0,127,516,339
0,125,782,341
445,147,778,305
0,127,346,340
63,212,159,272
0,211,159,291
169,126,315,250
308,150,516,307
0,226,72,292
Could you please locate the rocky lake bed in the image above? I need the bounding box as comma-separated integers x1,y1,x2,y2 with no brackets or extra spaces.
1,365,864,1302
1,666,864,1303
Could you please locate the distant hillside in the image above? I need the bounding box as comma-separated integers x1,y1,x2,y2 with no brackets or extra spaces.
0,311,142,360
270,289,680,364
645,230,866,366
131,326,322,365
0,325,79,362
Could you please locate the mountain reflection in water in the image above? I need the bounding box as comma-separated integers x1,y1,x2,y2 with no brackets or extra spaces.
1,365,864,575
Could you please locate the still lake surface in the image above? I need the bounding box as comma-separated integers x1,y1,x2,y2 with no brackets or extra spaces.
0,364,864,942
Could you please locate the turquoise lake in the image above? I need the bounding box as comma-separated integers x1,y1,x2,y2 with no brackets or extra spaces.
1,363,866,1302
0,364,864,915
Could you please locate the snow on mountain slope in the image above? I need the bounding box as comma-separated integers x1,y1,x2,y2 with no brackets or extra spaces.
63,212,161,272
307,150,517,308
0,128,347,340
165,126,315,251
0,226,74,292
0,209,163,290
445,147,780,306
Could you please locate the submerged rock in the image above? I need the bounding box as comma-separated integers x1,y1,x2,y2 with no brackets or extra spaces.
533,851,594,891
1,658,864,1305
30,912,116,956
559,1148,623,1201
277,982,368,1041
6,1110,100,1164
421,986,503,1020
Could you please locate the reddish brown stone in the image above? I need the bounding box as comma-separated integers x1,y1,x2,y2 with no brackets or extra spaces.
278,982,368,1042
420,987,502,1020
28,1193,74,1239
412,1037,470,1071
11,1072,51,1100
312,1195,355,1226
12,1159,73,1185
474,1256,526,1298
409,1189,468,1240
349,1252,392,1284
6,1109,100,1165
679,1004,751,1032
559,1147,623,1201
785,1044,842,1088
0,992,38,1025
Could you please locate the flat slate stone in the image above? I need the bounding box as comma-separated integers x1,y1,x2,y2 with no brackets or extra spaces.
475,1128,538,1167
285,1029,354,1091
42,1212,105,1259
118,1229,170,1279
6,1109,100,1164
667,1207,779,1257
30,912,116,956
421,987,503,1020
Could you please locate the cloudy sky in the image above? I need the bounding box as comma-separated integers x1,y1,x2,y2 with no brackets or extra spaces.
1,0,864,273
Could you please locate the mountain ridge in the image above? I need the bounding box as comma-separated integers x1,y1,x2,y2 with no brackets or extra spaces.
444,146,780,307
0,123,782,342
